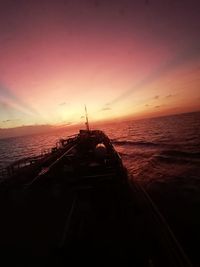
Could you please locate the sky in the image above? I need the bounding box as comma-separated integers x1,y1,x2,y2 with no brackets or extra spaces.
0,0,200,129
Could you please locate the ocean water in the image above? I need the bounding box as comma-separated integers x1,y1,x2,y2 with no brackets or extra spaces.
0,111,200,264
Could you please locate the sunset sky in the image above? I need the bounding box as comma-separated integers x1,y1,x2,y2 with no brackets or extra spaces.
0,0,200,129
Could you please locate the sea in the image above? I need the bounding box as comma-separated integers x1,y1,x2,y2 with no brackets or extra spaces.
0,111,200,265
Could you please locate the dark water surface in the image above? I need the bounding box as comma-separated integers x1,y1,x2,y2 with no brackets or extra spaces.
0,111,200,265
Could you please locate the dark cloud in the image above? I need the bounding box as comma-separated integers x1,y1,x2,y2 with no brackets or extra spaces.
1,118,20,123
166,94,174,98
100,102,112,111
154,95,159,100
101,107,111,111
155,105,161,108
61,122,72,126
59,102,67,106
145,104,150,107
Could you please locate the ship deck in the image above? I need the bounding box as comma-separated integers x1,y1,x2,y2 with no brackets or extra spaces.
0,130,191,266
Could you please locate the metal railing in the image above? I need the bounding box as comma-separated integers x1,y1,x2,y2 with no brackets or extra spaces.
0,167,8,178
0,134,79,179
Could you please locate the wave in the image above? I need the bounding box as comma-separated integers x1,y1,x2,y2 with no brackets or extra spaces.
153,150,200,164
158,150,200,159
112,140,162,147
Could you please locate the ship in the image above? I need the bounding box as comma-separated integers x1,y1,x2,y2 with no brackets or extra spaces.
0,108,192,266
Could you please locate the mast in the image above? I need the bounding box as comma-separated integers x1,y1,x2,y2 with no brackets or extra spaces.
85,105,90,131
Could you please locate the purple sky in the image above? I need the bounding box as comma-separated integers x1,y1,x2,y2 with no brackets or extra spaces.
0,0,200,128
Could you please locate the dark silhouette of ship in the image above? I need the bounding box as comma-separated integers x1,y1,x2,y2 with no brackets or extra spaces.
0,108,192,266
